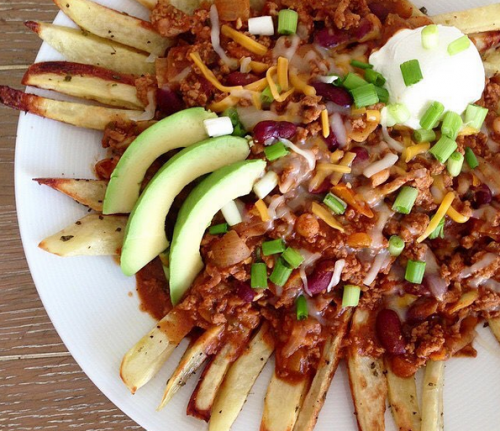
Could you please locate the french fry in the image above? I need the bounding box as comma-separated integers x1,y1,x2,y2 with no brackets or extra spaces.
187,340,245,421
25,21,155,76
385,358,421,431
158,325,224,410
483,49,500,77
421,360,445,431
261,372,309,431
488,317,500,344
347,308,387,431
38,214,126,256
209,324,275,431
34,178,108,212
120,309,194,393
0,86,143,130
293,309,353,431
433,4,500,34
53,0,173,56
135,0,157,9
23,62,144,110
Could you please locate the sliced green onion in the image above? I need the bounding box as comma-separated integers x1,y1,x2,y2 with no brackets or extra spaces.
429,217,445,239
264,142,289,161
251,262,268,289
253,171,279,199
389,235,405,257
323,193,347,215
421,24,439,49
282,247,304,269
392,186,418,214
375,86,389,104
342,285,361,307
420,101,445,130
464,104,488,131
261,85,281,104
400,59,424,87
278,9,298,35
448,35,471,56
209,223,229,235
465,147,479,169
342,73,368,90
223,107,246,137
364,68,386,87
221,200,242,226
447,151,464,177
413,129,436,143
441,111,463,140
351,84,379,108
262,238,286,256
296,295,308,320
429,135,457,163
270,257,293,286
387,103,411,125
350,60,373,70
405,260,426,284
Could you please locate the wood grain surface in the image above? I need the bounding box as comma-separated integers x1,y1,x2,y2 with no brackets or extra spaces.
0,2,142,429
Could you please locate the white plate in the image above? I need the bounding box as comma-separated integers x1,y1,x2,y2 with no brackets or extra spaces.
14,1,500,430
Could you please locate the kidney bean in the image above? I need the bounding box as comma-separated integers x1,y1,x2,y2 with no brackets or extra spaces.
323,132,339,151
406,297,438,323
368,3,389,21
157,87,185,117
350,146,369,164
235,281,256,303
353,17,373,40
389,354,419,378
376,308,407,355
473,184,493,207
311,82,353,107
253,121,297,144
226,72,259,86
307,260,335,294
314,28,349,48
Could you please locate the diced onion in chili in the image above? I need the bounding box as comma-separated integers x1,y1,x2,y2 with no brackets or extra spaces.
210,5,238,69
323,193,347,215
421,24,439,49
204,117,234,137
278,9,298,35
464,104,488,131
447,151,464,177
392,186,418,214
253,171,279,199
295,295,308,320
209,223,229,235
400,59,423,87
262,238,286,256
327,259,345,292
342,285,361,307
363,153,398,178
389,235,405,256
405,260,426,284
248,16,275,36
417,191,455,242
221,200,243,226
318,74,340,84
413,129,436,143
429,135,457,164
420,101,444,130
251,262,268,288
441,111,463,140
363,249,390,285
465,147,479,169
280,139,316,170
448,35,471,56
282,247,304,268
270,257,293,286
330,113,347,148
255,199,270,222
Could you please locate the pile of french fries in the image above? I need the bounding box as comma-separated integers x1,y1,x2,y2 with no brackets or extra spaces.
2,0,500,430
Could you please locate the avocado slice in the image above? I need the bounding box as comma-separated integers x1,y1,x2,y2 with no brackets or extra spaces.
103,107,217,215
120,136,250,276
169,159,266,305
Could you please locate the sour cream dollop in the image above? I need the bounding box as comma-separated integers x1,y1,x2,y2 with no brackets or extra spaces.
369,25,485,129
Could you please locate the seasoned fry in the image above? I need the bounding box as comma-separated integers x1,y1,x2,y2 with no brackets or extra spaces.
293,309,352,431
158,325,224,410
38,214,126,256
25,21,155,76
209,324,274,431
54,0,172,55
23,62,144,110
261,372,309,431
188,341,244,421
488,317,500,344
421,360,445,431
0,86,142,130
34,178,107,212
433,4,500,34
385,358,421,431
120,309,194,393
347,309,387,431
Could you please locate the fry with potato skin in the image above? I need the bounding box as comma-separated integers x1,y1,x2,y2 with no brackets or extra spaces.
53,0,173,55
433,4,500,34
23,62,144,110
421,360,445,431
488,317,500,343
25,21,155,76
0,86,143,130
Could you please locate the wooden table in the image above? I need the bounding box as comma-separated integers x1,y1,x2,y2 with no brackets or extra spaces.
0,2,142,429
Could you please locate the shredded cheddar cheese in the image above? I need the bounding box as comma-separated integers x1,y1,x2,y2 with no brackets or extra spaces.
208,95,240,112
331,152,356,185
249,60,269,73
289,70,316,96
448,290,479,314
266,67,294,102
321,109,330,138
244,77,268,92
366,110,381,123
311,202,345,232
403,142,431,163
459,126,478,136
251,91,262,110
317,163,352,174
221,25,268,56
277,57,289,91
255,199,270,222
447,206,469,223
472,173,481,187
417,192,455,243
351,107,366,116
189,52,243,93
331,149,345,163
